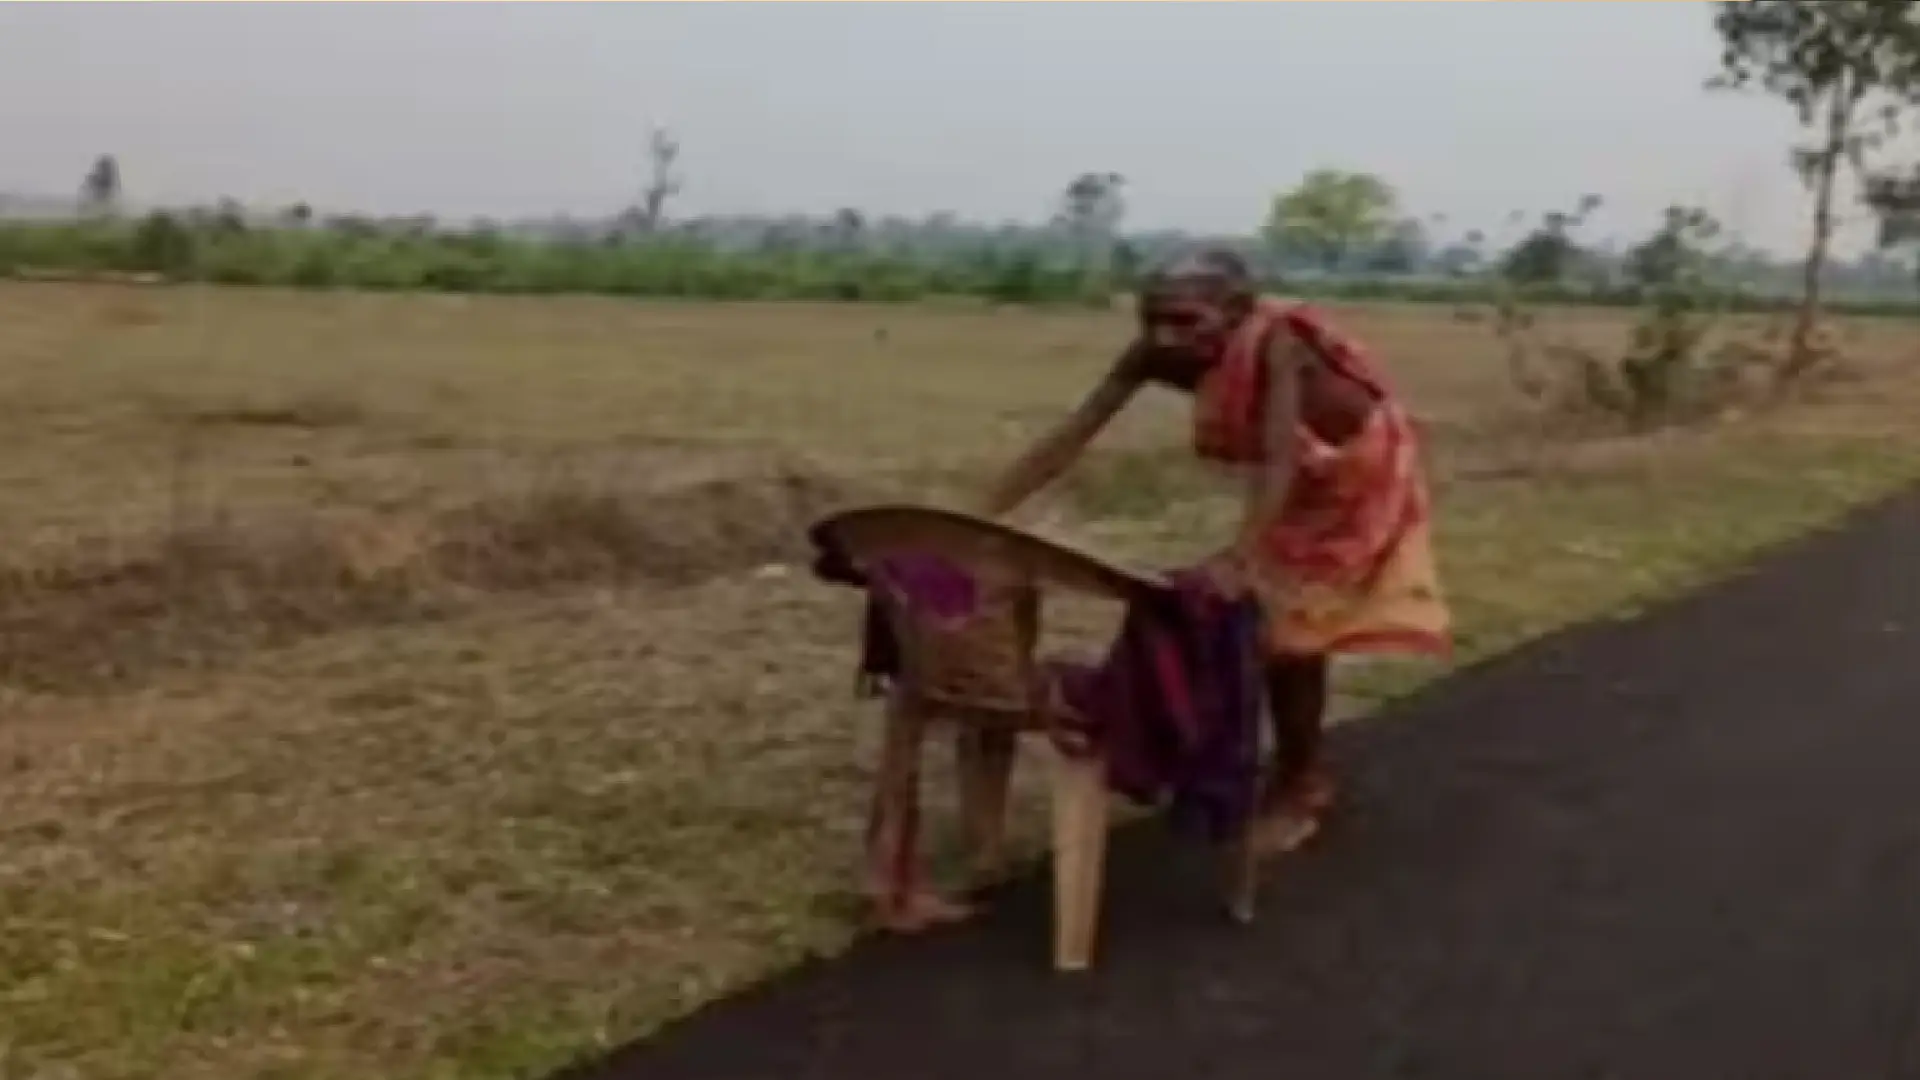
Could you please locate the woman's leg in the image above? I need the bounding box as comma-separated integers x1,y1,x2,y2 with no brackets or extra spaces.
1266,654,1331,794
1252,654,1334,852
865,693,973,931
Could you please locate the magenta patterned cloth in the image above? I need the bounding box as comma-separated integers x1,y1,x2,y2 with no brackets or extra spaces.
806,523,977,695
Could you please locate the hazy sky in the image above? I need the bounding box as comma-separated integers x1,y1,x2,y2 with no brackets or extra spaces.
0,2,1891,255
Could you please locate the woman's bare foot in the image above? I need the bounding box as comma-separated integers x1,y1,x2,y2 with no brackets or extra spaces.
871,887,975,933
1246,806,1321,856
1244,766,1337,856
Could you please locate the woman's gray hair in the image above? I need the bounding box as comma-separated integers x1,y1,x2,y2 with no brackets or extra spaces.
1143,247,1255,297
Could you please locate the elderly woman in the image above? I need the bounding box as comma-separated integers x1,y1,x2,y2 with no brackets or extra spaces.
978,250,1450,851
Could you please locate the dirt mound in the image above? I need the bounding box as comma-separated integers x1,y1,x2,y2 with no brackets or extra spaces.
433,462,858,590
0,457,867,694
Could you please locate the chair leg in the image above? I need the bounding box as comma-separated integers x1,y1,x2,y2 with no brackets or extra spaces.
1224,770,1267,924
1050,750,1108,973
956,727,1017,889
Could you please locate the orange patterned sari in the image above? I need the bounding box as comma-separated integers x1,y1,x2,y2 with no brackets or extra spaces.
1193,299,1451,659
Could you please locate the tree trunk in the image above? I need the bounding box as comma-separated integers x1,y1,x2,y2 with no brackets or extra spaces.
1779,81,1852,390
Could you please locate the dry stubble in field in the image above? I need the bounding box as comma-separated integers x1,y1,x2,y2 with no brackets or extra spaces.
2,282,1918,1080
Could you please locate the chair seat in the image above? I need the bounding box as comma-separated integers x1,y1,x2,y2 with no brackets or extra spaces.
903,690,1049,731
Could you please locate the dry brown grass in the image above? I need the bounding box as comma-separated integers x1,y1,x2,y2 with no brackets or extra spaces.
2,281,1919,1080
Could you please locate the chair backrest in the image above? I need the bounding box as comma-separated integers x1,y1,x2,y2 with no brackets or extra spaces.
869,568,1041,722
811,504,1162,606
812,503,1162,727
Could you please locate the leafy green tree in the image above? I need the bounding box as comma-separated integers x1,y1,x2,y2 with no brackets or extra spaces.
1056,172,1126,284
78,154,121,217
211,197,248,236
1864,170,1920,292
831,207,865,252
1263,169,1398,271
1627,206,1721,289
129,211,195,275
1501,196,1602,285
638,128,683,233
1433,228,1487,277
1364,218,1430,274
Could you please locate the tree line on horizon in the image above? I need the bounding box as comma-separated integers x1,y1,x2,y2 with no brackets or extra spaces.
10,6,1920,336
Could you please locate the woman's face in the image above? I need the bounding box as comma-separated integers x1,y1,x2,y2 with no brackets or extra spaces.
1138,286,1230,362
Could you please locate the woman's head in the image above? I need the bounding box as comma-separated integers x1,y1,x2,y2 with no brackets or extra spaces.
1137,248,1256,359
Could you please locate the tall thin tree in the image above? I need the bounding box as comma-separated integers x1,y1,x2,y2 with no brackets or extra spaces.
1711,0,1920,385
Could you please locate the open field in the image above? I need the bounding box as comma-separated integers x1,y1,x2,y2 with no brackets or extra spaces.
3,281,1919,1080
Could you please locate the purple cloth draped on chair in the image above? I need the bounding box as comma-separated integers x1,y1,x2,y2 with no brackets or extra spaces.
1046,571,1264,842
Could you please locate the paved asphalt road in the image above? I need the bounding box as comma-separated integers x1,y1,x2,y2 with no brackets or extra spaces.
564,489,1920,1080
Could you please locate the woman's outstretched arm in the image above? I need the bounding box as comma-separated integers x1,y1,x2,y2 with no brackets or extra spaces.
977,342,1149,517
